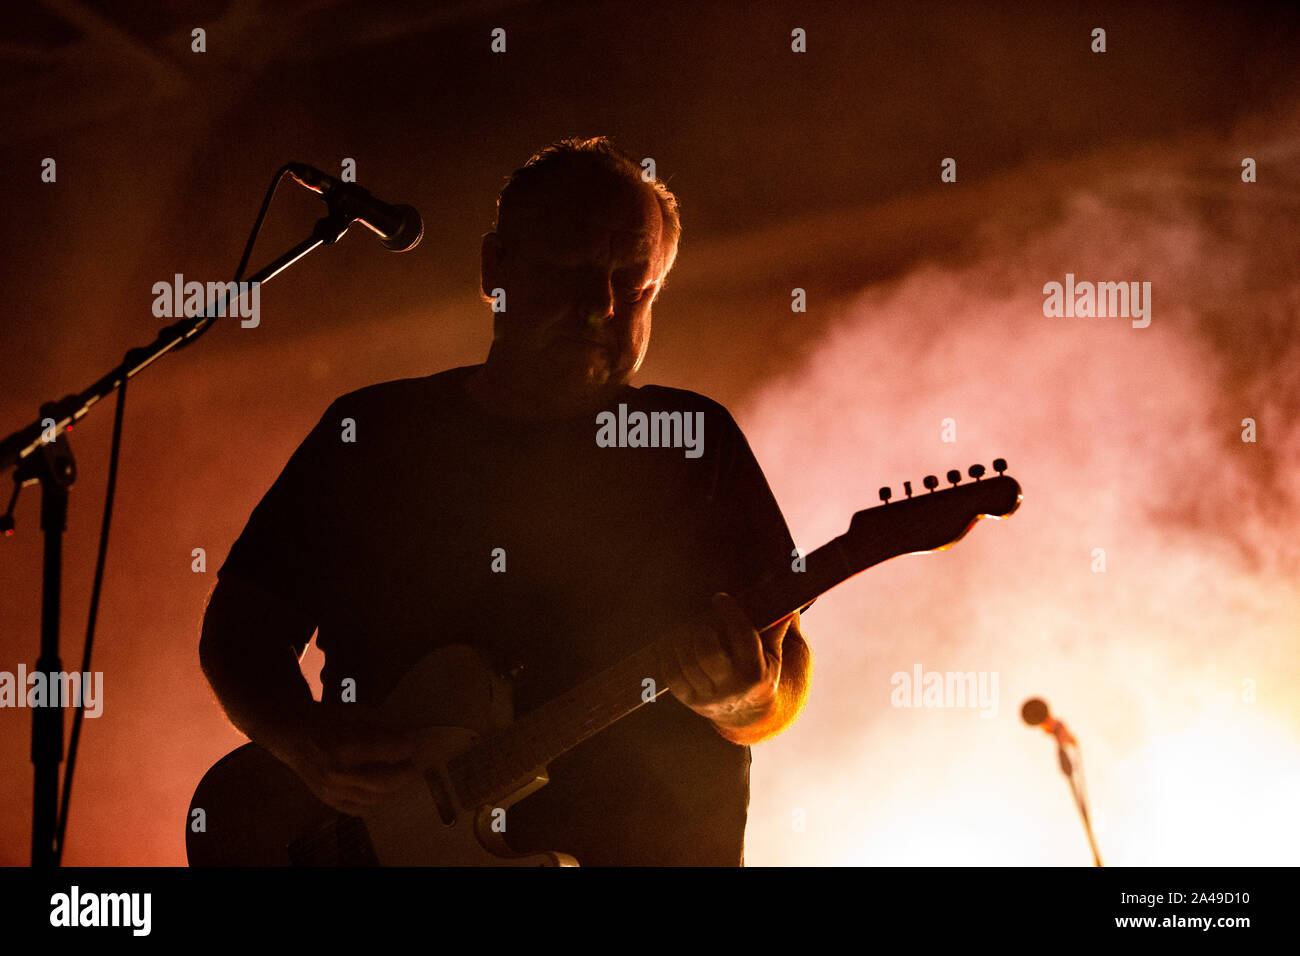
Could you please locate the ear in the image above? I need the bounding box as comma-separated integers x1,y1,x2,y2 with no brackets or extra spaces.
480,231,505,299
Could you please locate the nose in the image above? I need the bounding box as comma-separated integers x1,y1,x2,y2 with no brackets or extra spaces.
576,270,616,325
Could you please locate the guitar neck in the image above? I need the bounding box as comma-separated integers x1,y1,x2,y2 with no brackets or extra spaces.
447,535,854,809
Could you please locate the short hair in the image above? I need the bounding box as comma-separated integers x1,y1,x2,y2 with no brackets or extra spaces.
493,136,681,278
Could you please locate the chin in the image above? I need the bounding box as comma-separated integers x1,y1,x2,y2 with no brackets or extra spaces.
552,353,624,389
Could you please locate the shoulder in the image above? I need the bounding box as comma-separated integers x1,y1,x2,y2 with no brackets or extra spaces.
628,383,742,431
298,367,477,454
327,366,475,415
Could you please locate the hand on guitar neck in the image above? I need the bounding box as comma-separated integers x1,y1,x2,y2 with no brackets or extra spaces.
659,592,802,745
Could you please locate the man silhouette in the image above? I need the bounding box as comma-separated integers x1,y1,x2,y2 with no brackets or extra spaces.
200,137,811,865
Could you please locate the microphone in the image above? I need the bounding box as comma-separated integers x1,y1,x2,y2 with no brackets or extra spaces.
1021,697,1076,746
287,163,423,252
1022,697,1102,865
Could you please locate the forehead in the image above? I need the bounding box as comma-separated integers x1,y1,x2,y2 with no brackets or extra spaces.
514,172,664,261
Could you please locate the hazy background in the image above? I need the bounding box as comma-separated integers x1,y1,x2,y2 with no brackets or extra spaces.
1,0,1297,865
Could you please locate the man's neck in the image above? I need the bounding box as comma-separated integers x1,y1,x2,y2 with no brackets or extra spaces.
464,350,625,422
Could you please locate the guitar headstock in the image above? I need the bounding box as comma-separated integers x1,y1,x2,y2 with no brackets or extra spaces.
842,459,1022,570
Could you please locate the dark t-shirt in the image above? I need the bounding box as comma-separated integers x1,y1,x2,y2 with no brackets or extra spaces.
218,364,796,865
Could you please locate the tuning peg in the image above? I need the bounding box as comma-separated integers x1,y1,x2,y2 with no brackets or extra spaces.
993,458,1007,475
946,470,961,486
903,481,913,498
968,464,985,481
879,486,892,503
922,475,939,493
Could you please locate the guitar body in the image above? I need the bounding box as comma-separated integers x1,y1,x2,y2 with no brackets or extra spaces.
187,644,578,866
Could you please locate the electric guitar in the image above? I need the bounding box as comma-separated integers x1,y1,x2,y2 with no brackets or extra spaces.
187,461,1021,865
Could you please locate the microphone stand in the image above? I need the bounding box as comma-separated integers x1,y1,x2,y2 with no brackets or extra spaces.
1,208,354,867
1055,734,1103,867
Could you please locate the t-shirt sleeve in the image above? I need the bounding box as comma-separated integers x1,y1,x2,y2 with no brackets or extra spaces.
709,407,807,613
217,401,339,622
